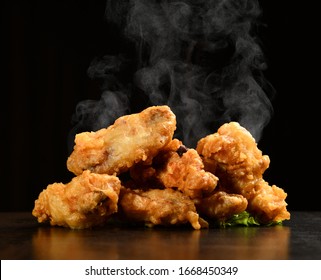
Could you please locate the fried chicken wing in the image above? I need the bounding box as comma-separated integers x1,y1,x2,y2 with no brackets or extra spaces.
32,170,121,229
67,106,176,176
196,122,290,224
127,139,183,188
195,190,248,222
129,140,218,198
156,147,219,199
33,105,290,230
119,187,208,229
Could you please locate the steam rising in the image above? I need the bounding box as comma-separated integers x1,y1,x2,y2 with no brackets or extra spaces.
71,0,274,148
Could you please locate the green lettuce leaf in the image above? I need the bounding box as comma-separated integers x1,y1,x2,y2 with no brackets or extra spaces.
218,211,282,227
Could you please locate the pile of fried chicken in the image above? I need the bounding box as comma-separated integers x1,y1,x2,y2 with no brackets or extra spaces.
32,106,290,229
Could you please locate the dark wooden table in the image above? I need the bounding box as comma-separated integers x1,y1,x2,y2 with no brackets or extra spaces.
1,211,320,260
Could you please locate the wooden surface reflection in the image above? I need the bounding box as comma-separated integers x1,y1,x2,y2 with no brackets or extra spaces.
3,212,321,260
31,224,290,259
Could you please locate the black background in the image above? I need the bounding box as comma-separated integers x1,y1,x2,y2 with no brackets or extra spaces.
1,0,319,212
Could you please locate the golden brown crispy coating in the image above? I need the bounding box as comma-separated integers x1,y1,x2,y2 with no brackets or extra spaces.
128,139,183,188
156,148,219,199
129,139,218,198
195,191,248,222
247,179,289,223
197,122,290,224
67,106,176,176
32,170,121,229
119,187,208,229
33,105,291,230
197,122,270,181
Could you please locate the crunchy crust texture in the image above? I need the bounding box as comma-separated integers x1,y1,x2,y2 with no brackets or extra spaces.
119,188,208,229
195,191,248,221
67,105,176,176
129,140,219,199
32,170,121,229
33,107,290,229
197,122,290,223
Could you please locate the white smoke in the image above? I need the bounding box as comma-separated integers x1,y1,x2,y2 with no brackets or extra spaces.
71,0,274,148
